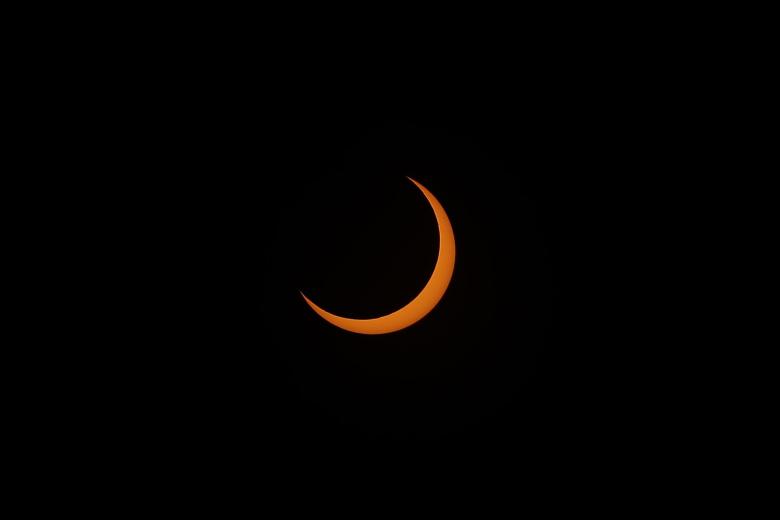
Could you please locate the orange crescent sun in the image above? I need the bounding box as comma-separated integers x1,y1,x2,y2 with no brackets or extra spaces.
300,177,456,335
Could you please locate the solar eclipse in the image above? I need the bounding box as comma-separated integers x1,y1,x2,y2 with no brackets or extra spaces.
300,177,455,334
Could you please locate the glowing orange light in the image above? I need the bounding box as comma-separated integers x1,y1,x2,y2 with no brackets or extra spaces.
300,177,456,335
